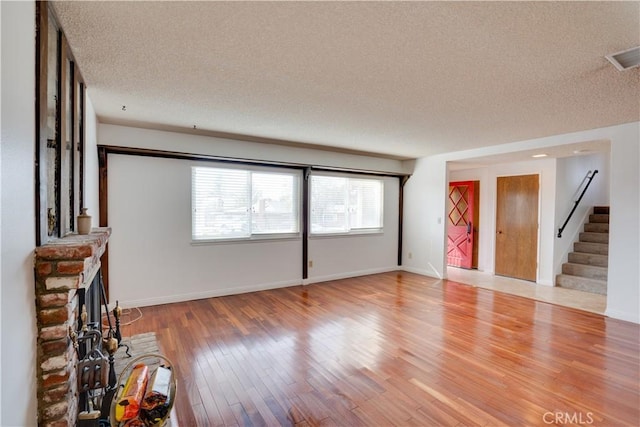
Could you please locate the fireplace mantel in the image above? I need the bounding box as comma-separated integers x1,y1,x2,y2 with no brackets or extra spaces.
34,227,111,427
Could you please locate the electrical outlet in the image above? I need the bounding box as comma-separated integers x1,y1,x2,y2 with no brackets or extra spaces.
309,260,313,268
408,252,413,259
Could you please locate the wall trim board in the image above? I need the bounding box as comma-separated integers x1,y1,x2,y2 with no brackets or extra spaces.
604,308,640,325
99,118,411,161
99,123,412,175
302,267,400,285
98,144,410,178
115,279,303,309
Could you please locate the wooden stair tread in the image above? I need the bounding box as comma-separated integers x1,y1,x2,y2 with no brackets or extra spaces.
568,252,608,267
556,273,607,284
556,274,607,295
583,223,609,233
593,206,610,214
574,241,609,255
579,232,609,244
562,262,608,280
588,214,610,223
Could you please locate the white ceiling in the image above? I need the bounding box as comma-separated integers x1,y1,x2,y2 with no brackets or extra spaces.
52,1,640,160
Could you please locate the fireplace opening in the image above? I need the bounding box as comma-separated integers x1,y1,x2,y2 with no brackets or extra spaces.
76,271,102,334
74,269,109,422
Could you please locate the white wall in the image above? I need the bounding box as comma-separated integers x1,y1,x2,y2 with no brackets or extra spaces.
404,155,556,284
446,159,557,284
445,149,619,289
100,124,409,175
404,122,640,323
0,1,38,424
450,152,612,282
554,151,610,276
402,155,448,278
108,155,303,306
307,176,399,283
104,125,402,307
606,123,640,323
0,5,102,422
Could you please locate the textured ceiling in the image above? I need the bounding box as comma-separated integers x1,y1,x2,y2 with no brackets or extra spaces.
52,1,640,159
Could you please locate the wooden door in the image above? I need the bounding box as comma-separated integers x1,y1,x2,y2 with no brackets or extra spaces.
495,174,539,281
447,181,476,269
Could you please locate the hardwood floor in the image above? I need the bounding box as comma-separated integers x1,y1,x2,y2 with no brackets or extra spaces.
121,272,640,426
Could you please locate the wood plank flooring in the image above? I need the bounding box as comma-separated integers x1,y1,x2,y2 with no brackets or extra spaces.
120,272,640,426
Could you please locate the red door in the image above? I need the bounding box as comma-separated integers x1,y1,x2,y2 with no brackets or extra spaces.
447,181,475,269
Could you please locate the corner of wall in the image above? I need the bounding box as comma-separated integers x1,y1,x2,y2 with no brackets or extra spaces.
1,1,38,425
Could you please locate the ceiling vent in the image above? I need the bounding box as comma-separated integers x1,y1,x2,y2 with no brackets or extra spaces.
605,46,640,71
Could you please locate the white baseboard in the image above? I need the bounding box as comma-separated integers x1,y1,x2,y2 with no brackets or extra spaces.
115,267,403,308
115,279,301,309
302,266,399,285
605,308,640,324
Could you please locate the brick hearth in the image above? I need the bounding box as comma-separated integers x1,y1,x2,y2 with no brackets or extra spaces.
34,228,111,427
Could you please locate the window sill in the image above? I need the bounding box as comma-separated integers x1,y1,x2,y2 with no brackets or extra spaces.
191,234,301,245
309,229,384,239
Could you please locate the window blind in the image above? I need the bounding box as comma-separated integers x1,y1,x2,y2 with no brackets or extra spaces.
310,175,383,234
251,172,299,234
192,166,300,240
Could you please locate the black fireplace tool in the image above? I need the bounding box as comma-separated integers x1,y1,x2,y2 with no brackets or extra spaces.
97,269,131,421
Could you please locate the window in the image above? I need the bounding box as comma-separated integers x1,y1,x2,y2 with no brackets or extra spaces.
310,175,384,235
192,166,300,241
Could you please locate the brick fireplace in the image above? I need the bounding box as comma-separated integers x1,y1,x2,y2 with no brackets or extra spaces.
34,228,111,427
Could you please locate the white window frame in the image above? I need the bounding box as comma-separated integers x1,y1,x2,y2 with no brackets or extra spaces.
192,164,302,243
310,172,384,237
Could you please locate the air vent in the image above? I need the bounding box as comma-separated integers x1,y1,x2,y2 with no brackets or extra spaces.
605,46,640,71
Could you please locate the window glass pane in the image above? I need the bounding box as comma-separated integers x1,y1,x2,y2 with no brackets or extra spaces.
192,166,300,240
311,175,383,234
349,179,383,229
46,11,59,237
310,176,349,233
192,167,250,239
61,56,73,233
252,173,299,234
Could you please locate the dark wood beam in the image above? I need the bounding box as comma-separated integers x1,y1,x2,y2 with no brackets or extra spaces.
98,146,110,300
398,175,410,266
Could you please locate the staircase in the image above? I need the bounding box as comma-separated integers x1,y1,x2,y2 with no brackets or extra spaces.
556,206,609,295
